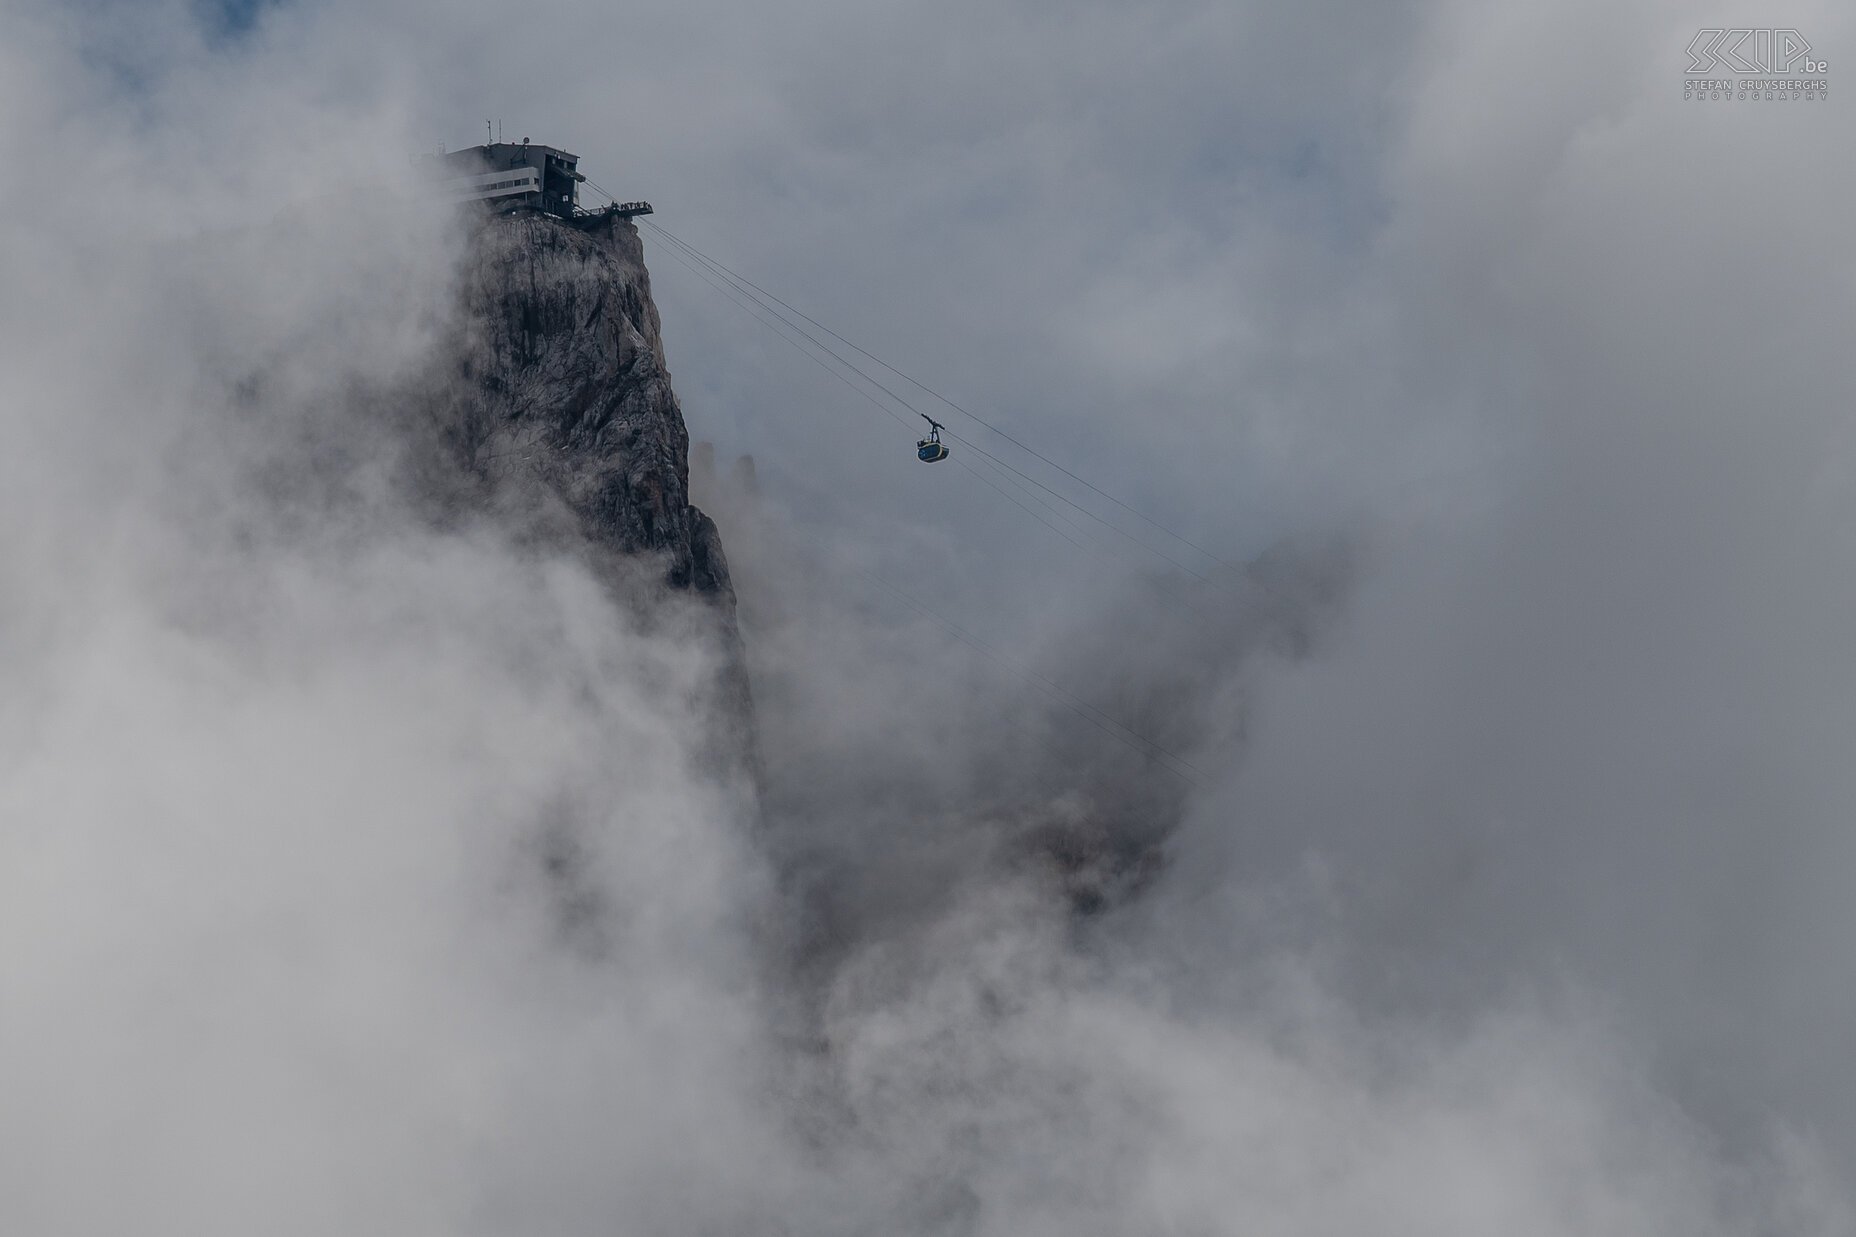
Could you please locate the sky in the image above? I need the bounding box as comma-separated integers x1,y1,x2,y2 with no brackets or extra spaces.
2,0,1855,1232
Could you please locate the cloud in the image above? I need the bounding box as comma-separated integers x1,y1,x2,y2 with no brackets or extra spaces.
2,0,1853,1232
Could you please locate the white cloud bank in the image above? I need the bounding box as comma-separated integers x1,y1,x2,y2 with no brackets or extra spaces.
1,0,1853,1232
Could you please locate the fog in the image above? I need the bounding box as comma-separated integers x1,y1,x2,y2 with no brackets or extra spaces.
2,0,1853,1232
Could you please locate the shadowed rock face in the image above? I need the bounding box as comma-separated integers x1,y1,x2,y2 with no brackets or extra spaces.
424,208,757,787
446,212,722,591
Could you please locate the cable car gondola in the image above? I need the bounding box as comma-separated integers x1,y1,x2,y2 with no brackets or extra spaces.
916,414,949,463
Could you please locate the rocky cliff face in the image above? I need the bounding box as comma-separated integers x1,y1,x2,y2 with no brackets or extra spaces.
416,209,756,785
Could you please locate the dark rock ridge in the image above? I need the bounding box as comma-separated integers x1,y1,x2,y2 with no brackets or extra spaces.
445,212,723,589
423,208,757,786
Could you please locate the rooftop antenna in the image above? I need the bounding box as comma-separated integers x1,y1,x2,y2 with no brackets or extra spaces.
497,119,503,143
486,119,493,145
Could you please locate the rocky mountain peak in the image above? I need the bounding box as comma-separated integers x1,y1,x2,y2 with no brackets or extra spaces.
422,208,755,783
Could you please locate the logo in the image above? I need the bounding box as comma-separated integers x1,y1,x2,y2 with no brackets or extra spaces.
1686,29,1822,74
1684,29,1828,101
